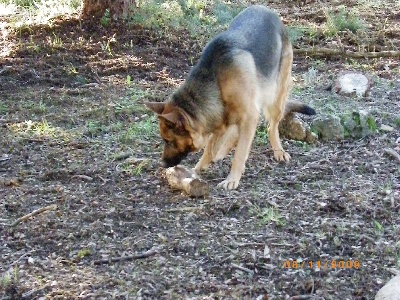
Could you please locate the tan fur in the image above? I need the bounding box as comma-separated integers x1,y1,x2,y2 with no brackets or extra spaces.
266,38,293,162
192,44,293,189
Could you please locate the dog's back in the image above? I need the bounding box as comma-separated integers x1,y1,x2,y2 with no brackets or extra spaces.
195,5,286,80
173,6,289,131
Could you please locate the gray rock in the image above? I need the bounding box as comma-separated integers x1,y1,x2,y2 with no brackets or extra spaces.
333,72,372,97
375,275,400,300
380,124,395,132
341,110,377,138
311,115,344,141
279,114,317,143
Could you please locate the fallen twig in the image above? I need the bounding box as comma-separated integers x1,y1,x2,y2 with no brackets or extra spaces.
0,119,20,124
0,66,12,74
2,204,57,227
93,246,163,265
72,174,94,181
294,48,400,59
9,250,36,267
231,263,254,275
113,152,132,161
270,243,294,247
78,82,102,88
384,148,400,163
22,284,49,300
97,175,109,184
234,242,265,247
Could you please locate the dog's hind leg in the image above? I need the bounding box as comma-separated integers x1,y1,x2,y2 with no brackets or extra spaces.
266,41,293,162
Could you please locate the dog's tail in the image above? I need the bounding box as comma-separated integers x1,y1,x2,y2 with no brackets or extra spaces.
284,100,316,116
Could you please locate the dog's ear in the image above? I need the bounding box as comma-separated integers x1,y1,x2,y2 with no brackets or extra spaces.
159,109,193,135
145,102,165,115
159,112,180,129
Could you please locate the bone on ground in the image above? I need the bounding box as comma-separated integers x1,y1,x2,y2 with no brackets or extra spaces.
165,165,209,197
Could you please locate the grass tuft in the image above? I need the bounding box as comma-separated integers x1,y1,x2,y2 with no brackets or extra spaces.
120,117,157,143
1,0,81,24
8,119,72,141
325,6,364,36
250,204,286,227
129,0,245,36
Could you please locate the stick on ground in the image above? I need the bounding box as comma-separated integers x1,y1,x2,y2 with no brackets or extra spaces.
384,148,400,163
294,48,400,59
93,246,163,265
231,263,254,275
2,204,57,227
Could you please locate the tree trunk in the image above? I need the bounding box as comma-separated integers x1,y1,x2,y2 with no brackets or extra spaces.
81,0,137,19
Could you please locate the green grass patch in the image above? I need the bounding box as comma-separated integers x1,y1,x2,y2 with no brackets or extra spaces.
1,0,81,25
287,25,319,44
22,99,47,114
325,7,364,36
373,220,384,234
128,0,245,36
84,120,123,137
287,26,304,44
250,204,286,227
120,117,158,143
255,123,269,145
341,111,377,138
394,117,400,127
8,119,72,141
0,266,19,291
100,8,111,27
115,87,150,115
118,157,151,176
77,248,92,259
0,102,8,114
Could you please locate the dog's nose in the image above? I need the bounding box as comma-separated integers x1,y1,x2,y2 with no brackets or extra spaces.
162,159,179,168
162,155,186,168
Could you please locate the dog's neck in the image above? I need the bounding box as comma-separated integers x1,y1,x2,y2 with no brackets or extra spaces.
172,83,223,133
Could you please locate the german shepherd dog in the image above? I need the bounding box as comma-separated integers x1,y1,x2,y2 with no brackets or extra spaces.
146,5,315,190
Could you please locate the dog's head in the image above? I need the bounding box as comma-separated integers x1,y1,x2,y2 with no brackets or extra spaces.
145,102,206,167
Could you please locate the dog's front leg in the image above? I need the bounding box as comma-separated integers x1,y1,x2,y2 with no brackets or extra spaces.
218,119,258,190
194,133,218,172
195,125,239,173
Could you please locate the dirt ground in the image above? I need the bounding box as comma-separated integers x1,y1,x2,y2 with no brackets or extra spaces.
0,1,399,299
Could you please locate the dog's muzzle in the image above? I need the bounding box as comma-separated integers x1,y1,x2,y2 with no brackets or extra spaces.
162,152,189,168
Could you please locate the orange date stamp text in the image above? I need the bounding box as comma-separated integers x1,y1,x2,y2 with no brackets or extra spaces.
283,259,360,269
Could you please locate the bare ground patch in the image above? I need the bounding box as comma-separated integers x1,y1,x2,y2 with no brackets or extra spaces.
1,1,400,299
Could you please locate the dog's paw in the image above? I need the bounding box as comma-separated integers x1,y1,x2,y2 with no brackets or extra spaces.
217,174,240,190
273,150,291,162
194,164,205,173
194,160,211,173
